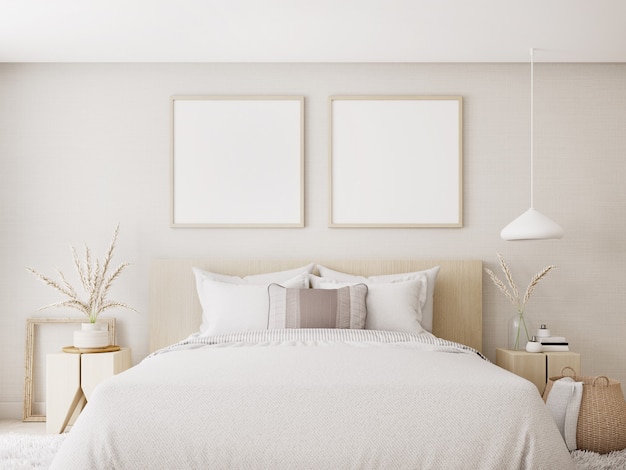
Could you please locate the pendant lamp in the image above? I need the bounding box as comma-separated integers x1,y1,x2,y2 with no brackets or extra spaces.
500,48,564,241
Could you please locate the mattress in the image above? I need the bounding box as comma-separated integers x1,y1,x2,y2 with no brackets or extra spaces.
50,329,574,469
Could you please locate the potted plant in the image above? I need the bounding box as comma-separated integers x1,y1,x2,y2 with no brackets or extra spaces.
26,224,135,348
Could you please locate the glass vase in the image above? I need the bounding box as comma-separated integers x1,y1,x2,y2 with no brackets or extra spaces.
508,312,532,350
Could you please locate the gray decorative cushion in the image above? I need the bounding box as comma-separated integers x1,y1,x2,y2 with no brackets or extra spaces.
267,284,368,329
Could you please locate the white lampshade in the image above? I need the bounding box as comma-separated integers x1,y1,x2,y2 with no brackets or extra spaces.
500,208,564,241
501,48,564,241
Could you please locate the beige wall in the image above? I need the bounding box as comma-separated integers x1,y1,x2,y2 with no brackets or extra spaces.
1,63,625,417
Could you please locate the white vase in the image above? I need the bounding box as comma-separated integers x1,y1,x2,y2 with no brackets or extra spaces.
73,322,109,349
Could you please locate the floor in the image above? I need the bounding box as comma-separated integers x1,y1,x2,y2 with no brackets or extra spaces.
0,419,47,435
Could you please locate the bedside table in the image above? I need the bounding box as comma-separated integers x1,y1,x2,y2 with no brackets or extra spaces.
495,348,581,395
46,348,131,433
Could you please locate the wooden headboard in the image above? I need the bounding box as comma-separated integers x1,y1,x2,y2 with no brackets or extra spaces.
149,259,483,353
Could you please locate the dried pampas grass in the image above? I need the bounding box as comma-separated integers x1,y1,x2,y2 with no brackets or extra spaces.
26,224,135,322
485,252,556,313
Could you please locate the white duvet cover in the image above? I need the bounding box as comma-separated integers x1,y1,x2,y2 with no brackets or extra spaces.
51,330,574,469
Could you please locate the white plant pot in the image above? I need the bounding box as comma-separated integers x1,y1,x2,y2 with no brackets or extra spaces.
73,322,109,349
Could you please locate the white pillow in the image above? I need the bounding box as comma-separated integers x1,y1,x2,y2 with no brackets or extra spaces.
311,274,427,335
193,264,314,286
194,271,309,336
315,265,439,332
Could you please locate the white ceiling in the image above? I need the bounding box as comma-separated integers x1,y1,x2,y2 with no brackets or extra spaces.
3,0,626,63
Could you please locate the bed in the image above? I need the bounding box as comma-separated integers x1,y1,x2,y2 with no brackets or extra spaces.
50,259,574,469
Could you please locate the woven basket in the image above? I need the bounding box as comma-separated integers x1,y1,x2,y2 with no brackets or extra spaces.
543,366,626,454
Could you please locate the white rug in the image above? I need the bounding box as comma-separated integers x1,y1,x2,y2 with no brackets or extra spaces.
0,433,66,469
572,449,626,470
1,432,625,469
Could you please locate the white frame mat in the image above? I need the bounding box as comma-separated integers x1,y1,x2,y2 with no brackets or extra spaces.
171,96,304,228
329,96,463,227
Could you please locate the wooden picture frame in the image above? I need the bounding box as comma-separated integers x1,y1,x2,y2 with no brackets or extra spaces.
23,317,116,422
329,96,463,227
171,96,304,228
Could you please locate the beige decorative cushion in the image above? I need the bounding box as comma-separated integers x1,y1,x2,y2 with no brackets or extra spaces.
267,284,368,329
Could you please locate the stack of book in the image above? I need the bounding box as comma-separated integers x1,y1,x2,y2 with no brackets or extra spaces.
539,336,569,351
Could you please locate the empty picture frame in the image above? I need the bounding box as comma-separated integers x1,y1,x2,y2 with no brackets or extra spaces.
23,317,116,421
329,96,463,227
171,96,304,227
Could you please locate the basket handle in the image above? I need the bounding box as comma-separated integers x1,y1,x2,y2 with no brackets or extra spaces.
560,366,577,377
592,376,610,386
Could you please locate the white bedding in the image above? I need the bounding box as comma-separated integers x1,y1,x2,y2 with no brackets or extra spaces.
51,330,574,469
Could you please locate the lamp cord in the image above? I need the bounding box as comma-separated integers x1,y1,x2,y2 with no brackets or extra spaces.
530,47,534,209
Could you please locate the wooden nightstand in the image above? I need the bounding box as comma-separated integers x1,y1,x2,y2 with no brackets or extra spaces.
496,348,581,395
46,348,131,433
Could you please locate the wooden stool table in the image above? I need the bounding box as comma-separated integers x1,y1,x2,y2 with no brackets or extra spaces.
496,348,581,394
46,347,131,433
